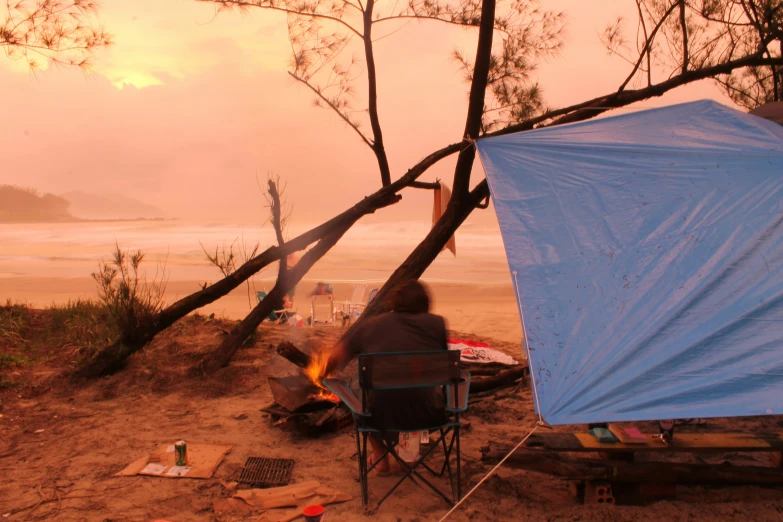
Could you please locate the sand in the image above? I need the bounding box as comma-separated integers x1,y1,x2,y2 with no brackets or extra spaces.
0,277,524,345
2,222,783,520
1,317,782,521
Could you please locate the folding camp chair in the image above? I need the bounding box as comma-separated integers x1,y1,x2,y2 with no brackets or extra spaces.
324,350,470,512
336,283,367,316
310,294,336,326
341,287,378,325
256,291,296,324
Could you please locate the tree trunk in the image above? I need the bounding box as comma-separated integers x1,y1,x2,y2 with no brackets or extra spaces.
352,0,497,322
195,227,349,375
359,182,489,321
480,446,783,485
470,366,528,394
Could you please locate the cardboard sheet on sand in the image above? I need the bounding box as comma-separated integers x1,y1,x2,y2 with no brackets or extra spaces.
213,481,351,522
116,443,232,479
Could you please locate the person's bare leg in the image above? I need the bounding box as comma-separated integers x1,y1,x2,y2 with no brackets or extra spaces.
368,434,389,472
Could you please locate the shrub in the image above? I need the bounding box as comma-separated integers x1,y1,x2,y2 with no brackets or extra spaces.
92,245,167,343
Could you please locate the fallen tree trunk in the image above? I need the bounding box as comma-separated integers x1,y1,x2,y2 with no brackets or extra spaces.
75,143,461,379
277,341,313,369
480,445,783,485
195,227,350,375
470,366,528,394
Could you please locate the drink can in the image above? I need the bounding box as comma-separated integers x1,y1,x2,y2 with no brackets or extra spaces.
174,440,187,466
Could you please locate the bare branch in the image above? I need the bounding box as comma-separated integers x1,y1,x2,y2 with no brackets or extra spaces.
288,71,373,148
195,0,363,37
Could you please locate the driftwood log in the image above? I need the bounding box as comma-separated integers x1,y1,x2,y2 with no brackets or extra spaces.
469,366,528,393
480,445,783,485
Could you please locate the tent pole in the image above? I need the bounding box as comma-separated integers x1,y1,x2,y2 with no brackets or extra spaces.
512,270,543,424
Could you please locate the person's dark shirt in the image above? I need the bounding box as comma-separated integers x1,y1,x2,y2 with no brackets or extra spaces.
343,311,448,430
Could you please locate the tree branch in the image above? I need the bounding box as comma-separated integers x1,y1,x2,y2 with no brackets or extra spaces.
288,72,374,149
636,0,652,86
195,225,351,374
680,0,689,74
409,181,441,190
198,0,364,38
268,179,287,279
618,0,681,93
451,0,496,200
486,53,783,139
362,0,392,186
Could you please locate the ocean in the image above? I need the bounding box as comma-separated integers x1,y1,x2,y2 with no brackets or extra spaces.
0,220,513,285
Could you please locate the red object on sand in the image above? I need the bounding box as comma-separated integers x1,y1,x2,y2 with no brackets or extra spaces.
448,338,491,348
303,505,325,522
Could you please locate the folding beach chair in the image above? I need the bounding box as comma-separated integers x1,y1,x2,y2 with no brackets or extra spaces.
336,283,367,316
354,287,379,315
341,287,378,325
256,291,296,324
324,350,470,512
310,294,336,326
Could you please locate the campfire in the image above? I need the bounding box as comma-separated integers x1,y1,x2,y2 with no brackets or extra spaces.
263,342,350,437
304,351,340,403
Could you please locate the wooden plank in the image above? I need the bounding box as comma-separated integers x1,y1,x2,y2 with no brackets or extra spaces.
523,431,783,453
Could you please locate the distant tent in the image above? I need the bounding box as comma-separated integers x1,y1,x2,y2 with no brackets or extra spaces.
476,100,783,425
750,101,783,126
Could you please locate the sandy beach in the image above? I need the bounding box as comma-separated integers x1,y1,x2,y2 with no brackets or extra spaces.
1,317,782,521
0,221,524,344
0,277,523,346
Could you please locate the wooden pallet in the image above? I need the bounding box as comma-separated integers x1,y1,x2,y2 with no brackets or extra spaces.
524,431,783,453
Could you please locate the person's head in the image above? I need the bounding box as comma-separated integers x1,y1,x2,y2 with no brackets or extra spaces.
389,280,431,314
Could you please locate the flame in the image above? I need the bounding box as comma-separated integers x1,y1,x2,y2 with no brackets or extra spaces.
305,350,340,403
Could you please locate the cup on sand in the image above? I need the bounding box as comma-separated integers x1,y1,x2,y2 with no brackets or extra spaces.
303,505,325,522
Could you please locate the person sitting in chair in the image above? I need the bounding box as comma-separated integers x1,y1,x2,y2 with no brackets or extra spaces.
323,280,448,474
308,281,333,297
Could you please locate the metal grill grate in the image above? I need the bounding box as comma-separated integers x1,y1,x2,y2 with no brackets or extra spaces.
237,457,294,488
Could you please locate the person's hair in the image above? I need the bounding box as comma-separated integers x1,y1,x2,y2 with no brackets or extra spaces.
389,280,431,314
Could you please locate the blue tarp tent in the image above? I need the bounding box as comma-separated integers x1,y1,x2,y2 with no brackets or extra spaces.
476,100,783,425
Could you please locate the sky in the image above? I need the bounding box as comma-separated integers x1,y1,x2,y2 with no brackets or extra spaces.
0,0,734,226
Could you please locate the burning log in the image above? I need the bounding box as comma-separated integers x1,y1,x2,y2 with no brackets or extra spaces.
276,341,313,369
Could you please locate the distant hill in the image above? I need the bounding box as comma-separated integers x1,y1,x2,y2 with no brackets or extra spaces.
0,185,74,223
61,191,167,220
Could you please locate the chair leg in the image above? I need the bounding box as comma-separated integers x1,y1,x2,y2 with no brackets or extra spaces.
455,425,462,500
381,438,455,509
357,430,369,509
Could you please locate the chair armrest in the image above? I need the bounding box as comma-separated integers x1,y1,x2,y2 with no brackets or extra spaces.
446,371,471,412
323,378,369,417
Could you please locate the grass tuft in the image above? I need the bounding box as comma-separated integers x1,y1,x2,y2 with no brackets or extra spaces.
0,299,120,366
